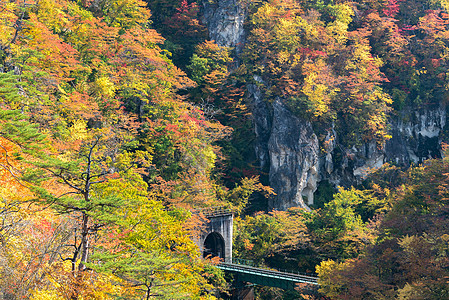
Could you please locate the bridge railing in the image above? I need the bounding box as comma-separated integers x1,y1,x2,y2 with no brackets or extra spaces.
232,258,257,267
228,258,317,278
218,259,319,289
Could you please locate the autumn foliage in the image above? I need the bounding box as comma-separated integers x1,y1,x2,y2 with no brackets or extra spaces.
0,0,235,297
2,0,449,298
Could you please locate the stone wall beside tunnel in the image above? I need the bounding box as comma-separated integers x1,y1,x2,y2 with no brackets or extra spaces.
196,212,233,263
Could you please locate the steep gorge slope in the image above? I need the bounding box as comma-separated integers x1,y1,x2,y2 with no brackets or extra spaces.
199,0,448,210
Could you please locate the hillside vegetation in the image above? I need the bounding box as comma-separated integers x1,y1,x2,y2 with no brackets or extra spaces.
1,0,449,299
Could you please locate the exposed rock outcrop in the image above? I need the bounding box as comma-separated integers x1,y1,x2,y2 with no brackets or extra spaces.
321,106,446,188
249,94,446,210
248,77,271,172
385,107,446,164
268,98,319,210
201,0,246,51
249,81,320,210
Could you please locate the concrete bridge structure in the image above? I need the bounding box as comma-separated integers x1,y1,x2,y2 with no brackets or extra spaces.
194,207,319,297
194,207,233,263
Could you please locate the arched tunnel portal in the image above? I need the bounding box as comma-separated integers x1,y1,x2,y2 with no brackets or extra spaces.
203,232,225,259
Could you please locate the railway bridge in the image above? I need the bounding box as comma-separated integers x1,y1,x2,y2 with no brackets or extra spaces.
193,207,319,298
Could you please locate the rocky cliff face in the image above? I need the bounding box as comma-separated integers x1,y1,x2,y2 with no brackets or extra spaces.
249,80,320,210
254,101,446,210
385,107,446,164
201,0,245,50
326,106,447,187
268,98,319,209
200,1,448,210
247,78,271,172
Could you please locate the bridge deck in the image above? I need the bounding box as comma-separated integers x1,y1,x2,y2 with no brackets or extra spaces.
218,262,319,291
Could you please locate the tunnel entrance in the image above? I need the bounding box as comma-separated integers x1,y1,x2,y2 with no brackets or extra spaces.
203,232,225,259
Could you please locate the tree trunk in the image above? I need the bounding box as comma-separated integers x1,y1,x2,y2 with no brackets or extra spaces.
78,212,89,271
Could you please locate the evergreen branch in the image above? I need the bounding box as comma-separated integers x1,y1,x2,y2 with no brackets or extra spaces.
43,167,84,193
57,191,80,199
0,144,30,189
81,171,107,181
24,197,57,213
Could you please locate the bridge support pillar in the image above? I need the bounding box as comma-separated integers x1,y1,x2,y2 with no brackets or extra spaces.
232,285,254,300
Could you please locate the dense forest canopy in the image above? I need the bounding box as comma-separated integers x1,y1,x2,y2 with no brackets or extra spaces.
0,0,448,298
